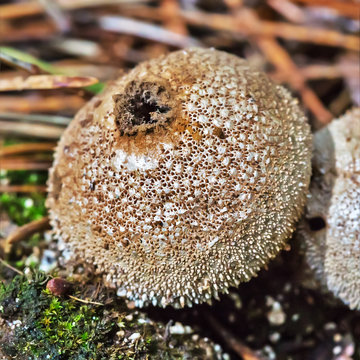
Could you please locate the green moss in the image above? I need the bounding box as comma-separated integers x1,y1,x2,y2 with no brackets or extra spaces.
0,270,224,360
0,192,46,226
0,169,48,186
0,169,47,226
0,273,119,359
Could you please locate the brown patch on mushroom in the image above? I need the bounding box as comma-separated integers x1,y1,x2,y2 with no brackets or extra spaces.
47,48,312,308
79,114,93,128
49,168,63,201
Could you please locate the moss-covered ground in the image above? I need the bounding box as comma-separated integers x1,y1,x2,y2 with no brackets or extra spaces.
0,270,224,360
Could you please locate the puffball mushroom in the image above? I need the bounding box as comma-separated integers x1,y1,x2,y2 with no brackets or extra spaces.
299,108,360,310
46,48,312,308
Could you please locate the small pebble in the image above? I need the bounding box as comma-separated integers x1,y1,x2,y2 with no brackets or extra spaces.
262,345,276,360
267,301,286,326
117,330,125,337
170,322,193,335
46,278,72,296
129,332,141,341
269,332,281,343
333,345,342,355
324,322,337,331
24,198,34,208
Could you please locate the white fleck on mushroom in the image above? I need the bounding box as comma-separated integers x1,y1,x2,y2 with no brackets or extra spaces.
299,108,360,310
47,48,312,308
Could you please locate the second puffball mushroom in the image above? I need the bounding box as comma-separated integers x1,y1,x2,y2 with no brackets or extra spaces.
299,108,360,310
47,48,312,308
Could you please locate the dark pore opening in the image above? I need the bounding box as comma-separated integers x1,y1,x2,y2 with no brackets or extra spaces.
129,91,170,126
113,81,174,136
307,216,326,232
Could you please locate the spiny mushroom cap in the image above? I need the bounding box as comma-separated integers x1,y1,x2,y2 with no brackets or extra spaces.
299,108,360,310
47,48,312,308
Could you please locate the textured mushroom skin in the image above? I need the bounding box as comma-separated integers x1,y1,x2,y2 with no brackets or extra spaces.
47,48,312,308
299,108,360,310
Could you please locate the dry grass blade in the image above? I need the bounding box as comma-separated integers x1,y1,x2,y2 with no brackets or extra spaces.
0,143,56,156
0,95,85,113
270,65,341,83
0,258,24,275
255,36,333,125
0,3,43,19
0,157,52,171
298,64,342,80
0,0,149,20
0,121,64,139
0,185,47,193
38,0,71,33
0,51,41,74
0,21,56,43
0,75,99,91
290,0,360,19
68,295,104,306
181,9,360,51
0,112,71,126
221,5,334,125
338,55,360,106
50,39,102,58
160,0,189,35
267,0,306,23
4,216,51,252
98,15,201,47
58,0,150,9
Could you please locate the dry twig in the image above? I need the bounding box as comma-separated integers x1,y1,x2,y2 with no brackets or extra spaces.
68,295,104,306
4,217,51,252
207,315,264,360
0,258,24,276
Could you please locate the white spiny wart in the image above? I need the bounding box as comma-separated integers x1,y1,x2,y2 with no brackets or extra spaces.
47,48,312,308
299,108,360,310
